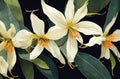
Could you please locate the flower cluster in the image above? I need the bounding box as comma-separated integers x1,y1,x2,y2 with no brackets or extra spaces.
0,0,120,78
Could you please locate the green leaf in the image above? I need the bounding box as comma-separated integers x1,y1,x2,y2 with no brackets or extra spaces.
4,0,23,24
0,75,3,79
60,42,67,57
103,0,120,30
37,54,59,79
75,52,112,79
32,58,49,69
0,0,20,31
74,0,110,12
110,53,116,75
20,59,34,79
88,0,110,13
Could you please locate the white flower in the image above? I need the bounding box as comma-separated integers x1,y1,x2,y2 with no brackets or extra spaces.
86,14,120,59
13,13,65,64
41,0,102,62
0,21,16,77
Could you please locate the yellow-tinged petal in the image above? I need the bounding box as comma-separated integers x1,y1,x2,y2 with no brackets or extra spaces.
66,37,78,63
45,26,67,40
30,13,45,36
65,0,74,22
75,21,103,35
73,1,88,23
0,56,8,77
41,0,66,27
75,32,83,44
104,14,118,35
85,36,104,46
45,41,65,64
110,45,120,58
8,24,16,38
7,48,16,72
112,29,120,42
100,45,110,59
0,21,10,38
30,44,44,60
12,30,33,49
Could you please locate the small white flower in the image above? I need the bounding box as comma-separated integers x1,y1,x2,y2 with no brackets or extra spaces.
13,13,65,64
86,14,120,59
41,0,102,62
0,21,16,77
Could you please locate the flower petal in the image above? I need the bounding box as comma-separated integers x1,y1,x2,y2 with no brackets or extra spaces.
0,21,10,38
12,30,33,49
76,21,103,35
45,41,65,64
75,32,83,44
100,45,110,59
41,0,66,27
85,36,105,46
66,37,78,63
7,47,16,72
112,29,120,42
110,45,120,58
73,1,88,23
104,14,118,35
0,56,8,77
30,13,44,36
8,23,16,38
30,44,44,60
65,0,74,21
45,25,67,40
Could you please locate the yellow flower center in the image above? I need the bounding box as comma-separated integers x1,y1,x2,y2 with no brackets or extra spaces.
102,34,115,48
2,39,13,53
69,28,80,38
38,36,50,47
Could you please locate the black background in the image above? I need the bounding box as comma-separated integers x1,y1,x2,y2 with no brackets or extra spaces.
9,0,120,79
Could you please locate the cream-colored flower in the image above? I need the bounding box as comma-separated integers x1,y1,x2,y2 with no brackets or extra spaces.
0,21,16,77
86,14,120,59
41,0,102,62
13,13,65,64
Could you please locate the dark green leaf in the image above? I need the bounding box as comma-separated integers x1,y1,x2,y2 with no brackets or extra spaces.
74,0,110,13
0,75,3,79
103,0,120,30
0,0,20,31
37,54,59,79
5,0,23,24
75,52,112,79
20,59,34,79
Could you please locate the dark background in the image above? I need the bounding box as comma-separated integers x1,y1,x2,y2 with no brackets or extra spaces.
10,0,120,79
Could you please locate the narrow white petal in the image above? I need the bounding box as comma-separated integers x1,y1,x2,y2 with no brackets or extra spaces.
7,48,16,72
8,24,16,38
104,14,118,35
12,30,33,49
30,13,44,36
30,44,44,60
110,45,120,58
45,26,67,40
85,36,104,46
0,56,8,77
65,0,74,21
41,0,66,27
75,32,83,44
45,41,65,64
112,29,120,42
100,45,110,59
66,37,78,63
73,1,88,23
0,21,10,38
76,21,103,35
